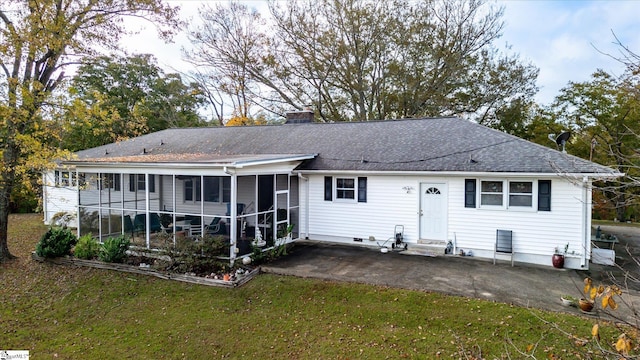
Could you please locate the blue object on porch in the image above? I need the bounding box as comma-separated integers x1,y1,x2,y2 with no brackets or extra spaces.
226,203,245,216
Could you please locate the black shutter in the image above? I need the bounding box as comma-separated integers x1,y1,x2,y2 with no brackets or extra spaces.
324,176,333,201
149,175,155,193
357,177,367,203
464,179,476,208
538,180,551,211
129,174,135,192
114,174,121,191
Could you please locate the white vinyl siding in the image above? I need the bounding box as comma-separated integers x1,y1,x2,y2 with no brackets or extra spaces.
307,174,418,242
303,174,589,269
450,177,586,263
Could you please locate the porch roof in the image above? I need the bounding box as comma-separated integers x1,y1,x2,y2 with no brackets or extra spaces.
65,153,317,169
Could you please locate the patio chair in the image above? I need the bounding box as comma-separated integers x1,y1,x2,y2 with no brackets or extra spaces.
191,217,226,236
494,229,514,266
133,213,163,234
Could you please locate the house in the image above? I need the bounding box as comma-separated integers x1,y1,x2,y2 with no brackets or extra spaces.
42,114,621,268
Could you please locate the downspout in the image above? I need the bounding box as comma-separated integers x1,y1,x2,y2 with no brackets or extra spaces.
581,176,590,268
224,166,237,265
298,173,309,239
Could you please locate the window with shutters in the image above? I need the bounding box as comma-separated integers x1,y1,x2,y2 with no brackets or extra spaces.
324,176,367,203
471,179,547,211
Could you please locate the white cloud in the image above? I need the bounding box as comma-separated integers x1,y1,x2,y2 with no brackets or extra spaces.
499,0,640,104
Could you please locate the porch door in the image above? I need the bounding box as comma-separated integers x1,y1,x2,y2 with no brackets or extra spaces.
419,183,447,240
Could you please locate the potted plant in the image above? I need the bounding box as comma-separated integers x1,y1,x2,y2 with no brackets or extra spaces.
560,294,577,307
578,298,594,312
552,243,568,268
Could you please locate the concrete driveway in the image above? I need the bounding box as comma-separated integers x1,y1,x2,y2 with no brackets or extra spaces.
262,226,639,318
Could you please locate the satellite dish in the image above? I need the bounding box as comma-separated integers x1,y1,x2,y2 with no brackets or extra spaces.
555,132,571,153
547,132,571,153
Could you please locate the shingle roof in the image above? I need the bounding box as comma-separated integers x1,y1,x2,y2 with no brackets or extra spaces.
71,117,616,175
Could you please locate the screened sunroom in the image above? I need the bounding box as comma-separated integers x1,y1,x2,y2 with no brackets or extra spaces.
69,154,314,263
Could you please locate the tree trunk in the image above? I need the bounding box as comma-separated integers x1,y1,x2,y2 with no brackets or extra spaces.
0,141,18,262
0,186,15,261
615,191,626,223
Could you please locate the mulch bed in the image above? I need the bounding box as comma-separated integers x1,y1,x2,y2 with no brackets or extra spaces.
31,252,259,288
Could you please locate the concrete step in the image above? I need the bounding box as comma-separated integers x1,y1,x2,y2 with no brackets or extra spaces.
403,242,447,257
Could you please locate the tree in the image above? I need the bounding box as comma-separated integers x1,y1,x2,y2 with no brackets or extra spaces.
60,54,205,151
186,2,268,121
0,0,181,262
552,70,640,221
188,0,538,123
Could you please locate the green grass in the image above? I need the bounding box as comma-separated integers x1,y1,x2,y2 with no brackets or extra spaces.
0,214,630,359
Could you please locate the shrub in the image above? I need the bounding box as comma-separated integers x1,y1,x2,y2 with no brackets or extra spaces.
99,235,130,263
74,234,100,260
35,227,78,258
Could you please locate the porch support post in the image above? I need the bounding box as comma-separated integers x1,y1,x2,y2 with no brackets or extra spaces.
172,174,176,246
75,169,81,238
145,173,150,249
228,169,237,265
98,173,102,241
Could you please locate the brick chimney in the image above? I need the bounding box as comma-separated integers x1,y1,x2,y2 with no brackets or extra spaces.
285,107,314,124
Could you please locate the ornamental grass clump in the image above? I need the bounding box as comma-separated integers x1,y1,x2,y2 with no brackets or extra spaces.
35,227,77,258
98,235,130,263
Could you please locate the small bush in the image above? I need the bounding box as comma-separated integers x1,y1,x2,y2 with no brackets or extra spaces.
35,227,78,258
74,234,100,260
99,235,130,263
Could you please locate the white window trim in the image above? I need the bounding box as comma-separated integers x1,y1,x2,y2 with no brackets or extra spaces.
507,180,536,211
477,179,538,211
479,179,505,209
334,177,357,202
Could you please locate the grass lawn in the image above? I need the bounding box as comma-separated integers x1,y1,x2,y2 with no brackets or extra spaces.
0,214,629,359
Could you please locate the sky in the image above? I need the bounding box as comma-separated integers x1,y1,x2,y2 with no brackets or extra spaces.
120,0,640,107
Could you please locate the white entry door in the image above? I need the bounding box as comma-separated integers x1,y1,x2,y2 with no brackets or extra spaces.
419,183,447,240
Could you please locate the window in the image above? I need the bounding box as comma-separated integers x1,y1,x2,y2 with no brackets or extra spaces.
480,180,503,206
184,176,230,203
471,179,549,211
324,176,367,202
336,178,355,200
101,173,121,191
61,172,70,186
509,181,532,207
129,174,155,192
184,178,195,201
